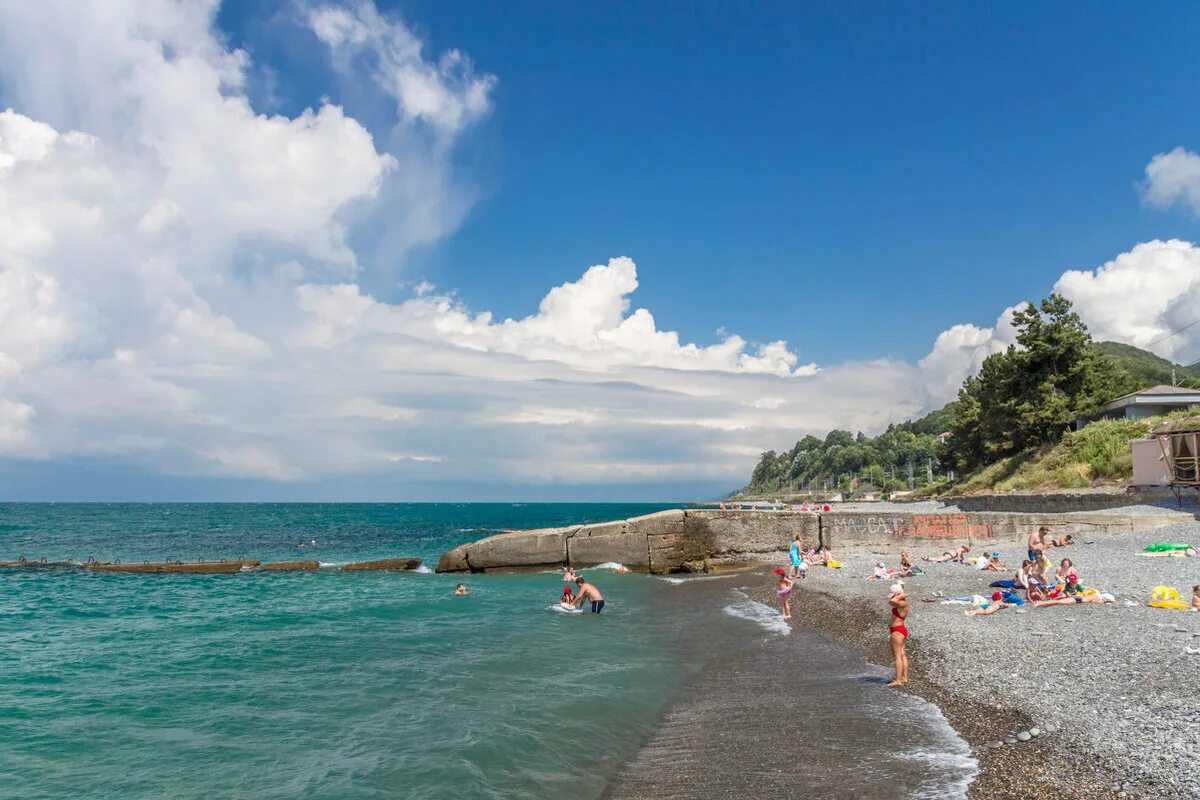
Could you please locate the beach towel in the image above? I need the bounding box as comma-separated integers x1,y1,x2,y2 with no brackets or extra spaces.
989,579,1018,589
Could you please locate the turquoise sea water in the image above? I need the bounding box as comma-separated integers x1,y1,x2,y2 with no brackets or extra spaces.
0,503,689,800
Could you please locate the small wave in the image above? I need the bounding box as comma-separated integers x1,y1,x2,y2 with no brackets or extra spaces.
897,702,978,800
318,561,347,568
904,747,978,800
656,574,738,585
413,565,433,574
593,562,628,572
722,595,791,636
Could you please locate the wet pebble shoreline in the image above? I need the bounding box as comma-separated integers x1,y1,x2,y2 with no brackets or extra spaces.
759,519,1200,799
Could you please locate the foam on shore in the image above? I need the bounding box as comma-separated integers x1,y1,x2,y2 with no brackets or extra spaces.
721,589,791,636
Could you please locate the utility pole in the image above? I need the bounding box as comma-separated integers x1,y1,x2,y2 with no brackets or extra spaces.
927,458,934,483
1172,366,1178,387
907,461,914,490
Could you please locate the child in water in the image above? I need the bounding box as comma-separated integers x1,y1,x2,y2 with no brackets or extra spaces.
454,584,467,596
560,586,575,609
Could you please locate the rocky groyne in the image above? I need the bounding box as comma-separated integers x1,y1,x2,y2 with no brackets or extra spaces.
436,507,1192,574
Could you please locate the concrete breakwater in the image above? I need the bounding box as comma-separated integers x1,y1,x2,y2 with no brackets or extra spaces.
436,507,1192,574
0,556,422,574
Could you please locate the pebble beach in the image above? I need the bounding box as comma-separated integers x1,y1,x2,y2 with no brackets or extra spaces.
770,515,1200,799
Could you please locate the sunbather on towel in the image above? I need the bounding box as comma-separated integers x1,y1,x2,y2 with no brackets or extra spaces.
924,545,969,564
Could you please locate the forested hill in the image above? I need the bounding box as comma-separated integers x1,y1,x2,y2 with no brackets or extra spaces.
1093,341,1200,389
743,324,1199,496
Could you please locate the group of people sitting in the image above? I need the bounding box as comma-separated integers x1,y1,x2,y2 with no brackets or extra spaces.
786,534,842,579
955,527,1116,615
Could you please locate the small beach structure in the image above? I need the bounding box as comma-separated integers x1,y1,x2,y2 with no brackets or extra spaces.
1151,415,1200,503
1075,384,1200,429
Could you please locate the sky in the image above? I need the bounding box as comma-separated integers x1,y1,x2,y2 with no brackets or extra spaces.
2,0,1200,501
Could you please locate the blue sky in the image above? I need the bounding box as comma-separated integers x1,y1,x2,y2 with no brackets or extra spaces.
222,0,1200,364
2,1,1200,501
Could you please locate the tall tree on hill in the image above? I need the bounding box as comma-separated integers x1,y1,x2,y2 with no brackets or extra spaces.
945,294,1117,472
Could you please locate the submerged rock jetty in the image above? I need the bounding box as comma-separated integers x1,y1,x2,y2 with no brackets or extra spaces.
0,556,423,574
436,506,1191,574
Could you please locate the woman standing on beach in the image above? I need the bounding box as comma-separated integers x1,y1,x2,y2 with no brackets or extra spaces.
887,583,909,687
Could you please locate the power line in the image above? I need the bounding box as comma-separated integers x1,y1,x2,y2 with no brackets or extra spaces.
1146,317,1200,349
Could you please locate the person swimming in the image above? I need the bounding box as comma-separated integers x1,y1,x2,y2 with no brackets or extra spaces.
454,583,467,596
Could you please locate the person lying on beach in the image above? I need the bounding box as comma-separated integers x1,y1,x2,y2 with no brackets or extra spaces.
923,545,969,563
887,583,909,687
454,583,468,596
964,592,1016,616
869,562,898,581
1032,592,1112,608
1049,534,1075,548
1193,586,1200,611
572,577,605,614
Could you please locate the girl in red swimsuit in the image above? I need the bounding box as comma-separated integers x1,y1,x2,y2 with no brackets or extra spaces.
887,583,909,687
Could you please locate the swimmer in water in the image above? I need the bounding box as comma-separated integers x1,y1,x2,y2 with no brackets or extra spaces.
454,583,467,596
563,567,578,583
886,583,909,687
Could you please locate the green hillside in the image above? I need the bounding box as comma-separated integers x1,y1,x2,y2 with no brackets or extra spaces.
1093,340,1200,391
742,328,1200,498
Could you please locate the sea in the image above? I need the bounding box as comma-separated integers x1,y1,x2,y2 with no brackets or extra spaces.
0,503,976,799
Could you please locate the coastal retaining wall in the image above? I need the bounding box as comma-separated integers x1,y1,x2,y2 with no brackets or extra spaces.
949,491,1183,514
436,508,1189,574
821,510,1185,549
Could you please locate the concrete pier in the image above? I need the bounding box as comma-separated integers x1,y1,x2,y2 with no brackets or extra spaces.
436,507,1193,574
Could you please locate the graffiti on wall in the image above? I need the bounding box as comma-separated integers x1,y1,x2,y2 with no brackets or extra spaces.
829,513,994,540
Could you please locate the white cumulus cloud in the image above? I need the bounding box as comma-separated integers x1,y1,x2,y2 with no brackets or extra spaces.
1142,147,1200,216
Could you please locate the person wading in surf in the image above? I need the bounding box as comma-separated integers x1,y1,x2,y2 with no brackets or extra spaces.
886,583,909,687
572,577,605,614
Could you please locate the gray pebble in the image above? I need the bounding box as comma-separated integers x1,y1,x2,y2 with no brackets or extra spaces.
1030,727,1041,737
1005,737,1018,745
1017,730,1032,742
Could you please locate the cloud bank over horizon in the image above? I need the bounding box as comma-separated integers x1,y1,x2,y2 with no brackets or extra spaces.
1,1,1199,498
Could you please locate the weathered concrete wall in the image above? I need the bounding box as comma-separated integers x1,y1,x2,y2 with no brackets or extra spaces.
812,509,1189,550
950,491,1180,514
436,507,1191,574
